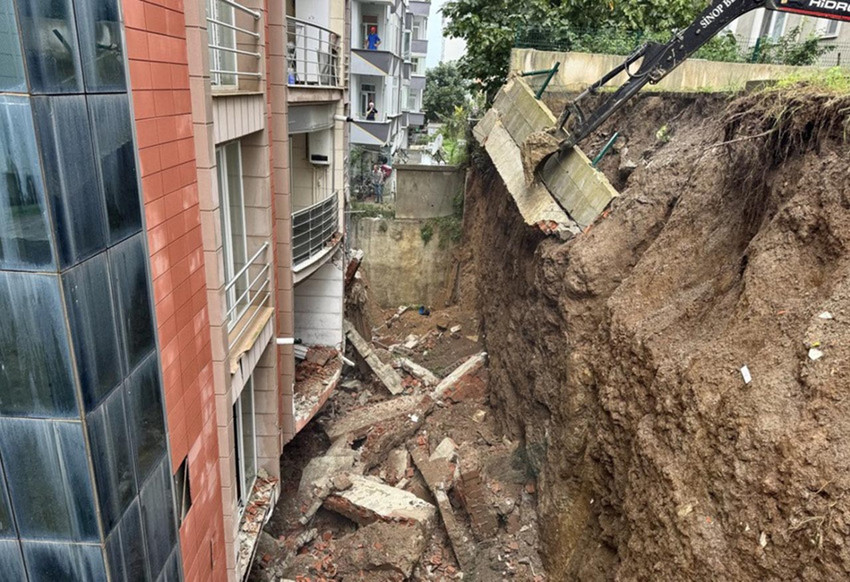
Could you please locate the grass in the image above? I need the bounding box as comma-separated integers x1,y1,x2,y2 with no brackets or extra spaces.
350,200,396,220
770,67,850,94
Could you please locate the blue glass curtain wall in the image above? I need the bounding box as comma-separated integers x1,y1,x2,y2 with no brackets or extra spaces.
0,0,181,580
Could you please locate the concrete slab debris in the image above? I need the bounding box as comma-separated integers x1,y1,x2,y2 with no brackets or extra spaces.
323,474,437,529
323,394,426,441
434,352,488,399
332,521,429,579
398,357,441,387
459,465,500,539
386,448,410,485
344,320,405,395
430,437,459,463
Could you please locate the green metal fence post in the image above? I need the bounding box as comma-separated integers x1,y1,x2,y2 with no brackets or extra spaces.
592,132,620,168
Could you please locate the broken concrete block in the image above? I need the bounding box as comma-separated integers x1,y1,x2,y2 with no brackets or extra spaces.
386,448,409,485
344,320,404,395
398,357,440,387
430,438,458,463
323,474,437,529
324,394,427,442
433,353,488,399
409,445,456,493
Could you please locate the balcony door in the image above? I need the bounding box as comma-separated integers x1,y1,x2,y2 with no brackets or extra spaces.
216,141,249,329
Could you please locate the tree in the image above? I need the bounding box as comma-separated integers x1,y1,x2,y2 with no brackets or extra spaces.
423,62,470,123
443,0,710,101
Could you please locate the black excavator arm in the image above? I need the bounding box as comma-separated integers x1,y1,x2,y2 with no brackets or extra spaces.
546,0,850,166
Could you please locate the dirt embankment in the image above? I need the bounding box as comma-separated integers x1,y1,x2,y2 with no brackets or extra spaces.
467,89,850,580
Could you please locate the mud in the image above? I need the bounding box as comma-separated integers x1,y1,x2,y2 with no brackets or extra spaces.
467,89,850,580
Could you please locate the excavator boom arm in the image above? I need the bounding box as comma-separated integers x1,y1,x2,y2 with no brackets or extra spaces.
551,0,850,156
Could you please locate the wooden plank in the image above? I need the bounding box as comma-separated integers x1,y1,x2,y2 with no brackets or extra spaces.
344,320,404,395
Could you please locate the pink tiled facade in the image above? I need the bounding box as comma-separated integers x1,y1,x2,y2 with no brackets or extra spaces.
122,0,228,579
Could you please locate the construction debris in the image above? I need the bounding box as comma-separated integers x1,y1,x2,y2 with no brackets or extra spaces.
323,394,428,441
434,352,488,398
344,320,405,395
398,357,441,387
237,472,280,578
323,474,438,529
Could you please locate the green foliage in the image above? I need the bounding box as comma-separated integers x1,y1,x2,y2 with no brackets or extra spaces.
749,27,835,66
424,62,470,123
351,201,395,220
420,222,434,244
435,104,473,166
773,67,850,93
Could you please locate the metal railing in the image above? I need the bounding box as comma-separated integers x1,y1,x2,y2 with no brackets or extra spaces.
286,17,343,88
207,0,262,87
292,192,340,266
225,241,271,341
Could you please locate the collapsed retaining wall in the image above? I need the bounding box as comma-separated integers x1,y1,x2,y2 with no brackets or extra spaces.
467,90,850,580
511,48,839,93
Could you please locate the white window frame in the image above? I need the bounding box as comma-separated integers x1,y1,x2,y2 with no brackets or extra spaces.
216,141,250,329
360,83,377,118
208,0,238,87
361,15,379,49
406,87,419,112
817,18,841,39
412,56,425,76
234,374,257,512
412,16,427,41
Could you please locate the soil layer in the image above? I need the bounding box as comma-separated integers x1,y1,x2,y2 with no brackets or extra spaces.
468,90,850,580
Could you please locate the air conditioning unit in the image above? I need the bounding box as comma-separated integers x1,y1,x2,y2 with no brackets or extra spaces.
309,130,332,166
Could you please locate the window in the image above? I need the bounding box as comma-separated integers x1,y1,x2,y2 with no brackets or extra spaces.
360,83,377,118
818,18,840,39
361,15,378,49
412,57,425,75
233,375,257,509
173,457,192,526
760,11,786,41
403,30,411,60
412,16,427,41
216,141,250,329
208,0,237,86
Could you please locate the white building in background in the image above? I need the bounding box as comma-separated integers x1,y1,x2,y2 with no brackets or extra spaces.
349,0,430,159
441,13,466,63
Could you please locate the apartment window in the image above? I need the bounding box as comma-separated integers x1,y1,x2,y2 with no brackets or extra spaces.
208,0,237,86
234,375,257,509
818,19,841,39
173,457,192,526
361,15,379,49
759,11,786,41
412,57,425,75
412,16,427,41
406,88,420,111
216,141,250,329
403,30,411,60
360,83,377,118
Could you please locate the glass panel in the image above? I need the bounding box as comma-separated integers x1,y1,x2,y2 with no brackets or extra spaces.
0,272,77,418
0,540,26,580
33,96,107,268
156,547,181,582
88,94,142,244
0,419,98,541
72,0,125,91
105,498,148,582
240,377,256,498
62,254,122,411
125,353,167,484
14,0,83,93
209,0,236,86
0,95,54,270
0,460,15,538
139,458,177,579
109,234,155,372
87,388,136,533
21,542,107,582
225,141,248,324
0,0,25,92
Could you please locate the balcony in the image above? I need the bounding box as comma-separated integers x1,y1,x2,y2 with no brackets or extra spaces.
207,0,262,91
411,39,428,55
286,17,344,99
292,191,341,277
226,242,274,374
351,49,399,76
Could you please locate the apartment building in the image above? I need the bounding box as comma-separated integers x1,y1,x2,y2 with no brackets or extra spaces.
727,8,850,66
0,0,346,579
349,0,429,163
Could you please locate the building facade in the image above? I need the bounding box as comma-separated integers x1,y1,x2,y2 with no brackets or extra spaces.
0,0,347,579
349,0,429,167
727,8,850,66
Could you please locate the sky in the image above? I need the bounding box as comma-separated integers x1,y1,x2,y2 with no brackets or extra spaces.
426,0,466,69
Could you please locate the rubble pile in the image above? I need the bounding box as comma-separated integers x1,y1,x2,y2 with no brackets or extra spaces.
251,307,547,581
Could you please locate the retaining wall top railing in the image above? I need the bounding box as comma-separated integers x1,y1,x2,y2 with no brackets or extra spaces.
286,17,343,89
292,191,340,267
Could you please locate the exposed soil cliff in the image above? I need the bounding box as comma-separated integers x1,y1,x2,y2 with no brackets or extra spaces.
467,89,850,580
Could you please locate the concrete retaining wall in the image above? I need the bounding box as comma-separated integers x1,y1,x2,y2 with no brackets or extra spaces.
395,165,464,219
352,217,454,308
511,48,831,93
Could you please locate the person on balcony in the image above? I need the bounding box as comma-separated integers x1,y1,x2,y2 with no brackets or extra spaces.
366,26,381,50
371,164,385,203
366,101,378,121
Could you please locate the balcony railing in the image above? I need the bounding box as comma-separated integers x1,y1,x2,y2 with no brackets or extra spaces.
292,192,340,266
225,242,272,344
286,17,342,89
207,0,262,88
